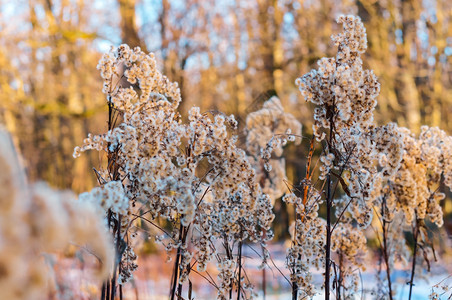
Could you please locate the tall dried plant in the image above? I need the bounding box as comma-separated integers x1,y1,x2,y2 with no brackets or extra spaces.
72,15,451,300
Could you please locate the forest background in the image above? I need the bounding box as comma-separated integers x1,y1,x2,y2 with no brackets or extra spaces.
0,0,451,241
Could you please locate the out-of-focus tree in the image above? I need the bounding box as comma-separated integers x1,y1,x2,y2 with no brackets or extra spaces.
119,0,147,50
0,0,117,192
356,0,452,132
0,0,450,205
141,0,213,113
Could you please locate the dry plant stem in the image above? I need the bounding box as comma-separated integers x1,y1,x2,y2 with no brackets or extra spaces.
301,137,315,222
337,253,343,300
325,172,332,300
262,266,266,300
292,204,300,300
224,238,234,300
179,226,190,299
170,224,186,300
291,227,299,299
291,137,315,300
325,113,335,300
408,218,420,300
292,282,298,300
101,283,106,300
100,97,116,300
262,246,266,300
111,214,123,300
261,231,267,300
381,198,394,300
177,254,186,299
104,210,113,300
106,270,111,300
237,239,243,300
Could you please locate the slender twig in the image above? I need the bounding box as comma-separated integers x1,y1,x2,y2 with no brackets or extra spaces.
190,268,219,289
170,224,184,300
325,109,335,300
223,237,234,300
300,137,315,223
331,196,354,233
101,282,106,300
177,225,190,299
111,214,123,300
380,197,394,300
237,239,243,300
408,218,420,300
131,213,175,242
106,275,111,300
292,282,298,300
325,171,332,300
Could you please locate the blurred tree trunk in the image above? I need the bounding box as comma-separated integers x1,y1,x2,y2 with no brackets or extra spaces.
397,0,422,132
118,0,147,51
357,0,451,132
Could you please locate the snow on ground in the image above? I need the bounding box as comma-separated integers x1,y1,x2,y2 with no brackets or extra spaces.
55,242,451,299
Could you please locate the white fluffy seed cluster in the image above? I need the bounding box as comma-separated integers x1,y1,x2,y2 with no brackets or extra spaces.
284,189,325,298
79,180,129,215
296,15,452,297
291,16,409,296
246,96,302,202
295,16,405,229
296,15,377,143
0,128,113,300
331,223,367,297
75,45,275,290
336,123,404,228
118,246,138,284
216,258,236,299
246,96,301,157
375,126,452,227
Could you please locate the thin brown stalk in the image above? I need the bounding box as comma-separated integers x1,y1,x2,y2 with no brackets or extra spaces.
190,268,219,289
325,172,332,300
223,237,233,299
111,214,123,300
325,111,335,300
237,239,243,300
300,137,315,222
101,282,106,300
106,277,111,300
380,197,394,300
170,224,185,300
292,282,298,300
408,218,420,300
337,253,343,299
131,214,175,242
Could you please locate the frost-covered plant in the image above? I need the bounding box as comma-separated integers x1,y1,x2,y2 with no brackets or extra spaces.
382,126,452,227
331,223,367,299
370,125,452,299
289,15,451,300
74,45,274,300
70,15,452,300
283,189,325,298
244,96,302,297
0,127,112,300
284,15,405,299
245,96,302,203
